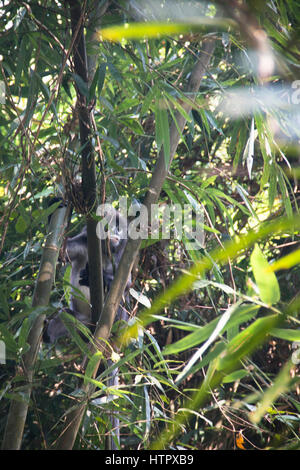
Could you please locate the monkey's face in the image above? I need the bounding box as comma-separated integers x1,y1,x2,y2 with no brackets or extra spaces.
100,209,127,255
108,231,122,252
66,226,88,265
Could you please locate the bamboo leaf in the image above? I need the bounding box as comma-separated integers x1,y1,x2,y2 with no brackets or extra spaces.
85,351,104,386
155,100,163,153
271,328,300,342
129,288,151,308
250,244,280,305
244,118,256,179
175,301,243,384
97,63,107,96
155,98,170,166
161,101,170,168
222,369,249,383
72,73,89,97
99,20,235,42
89,63,107,101
166,93,192,122
269,247,300,272
250,360,295,424
217,314,280,372
163,304,260,356
17,318,30,349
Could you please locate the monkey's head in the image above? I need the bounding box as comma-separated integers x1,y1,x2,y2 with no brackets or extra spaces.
98,207,127,255
66,225,88,265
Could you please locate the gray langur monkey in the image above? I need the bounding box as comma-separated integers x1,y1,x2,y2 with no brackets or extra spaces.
44,207,130,343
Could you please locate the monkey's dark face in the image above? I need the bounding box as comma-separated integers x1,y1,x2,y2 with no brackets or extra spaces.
102,233,124,256
66,226,88,265
101,210,127,255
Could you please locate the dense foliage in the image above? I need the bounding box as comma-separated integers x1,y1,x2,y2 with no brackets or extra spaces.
0,0,300,450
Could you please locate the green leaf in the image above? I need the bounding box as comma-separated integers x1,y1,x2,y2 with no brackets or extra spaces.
15,215,28,233
120,117,144,135
163,304,260,356
97,63,107,96
165,101,189,151
63,265,72,306
100,19,235,42
270,247,300,272
17,318,30,349
236,184,259,221
205,110,224,136
192,109,211,138
175,302,243,384
89,65,99,101
268,162,277,209
271,328,300,342
250,360,294,424
106,62,122,83
155,98,170,168
35,71,57,119
232,123,247,169
15,37,26,85
72,73,89,97
277,166,293,219
141,84,159,115
85,351,103,385
0,324,19,354
60,310,92,354
217,314,280,372
250,244,280,305
166,93,192,123
155,102,162,153
222,369,249,383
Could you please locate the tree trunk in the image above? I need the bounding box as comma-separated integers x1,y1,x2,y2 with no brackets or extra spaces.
68,0,104,328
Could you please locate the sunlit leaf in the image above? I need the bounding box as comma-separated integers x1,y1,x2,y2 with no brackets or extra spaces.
84,351,104,385
246,118,255,179
250,244,280,305
271,328,300,342
129,288,151,308
236,184,259,221
163,304,259,356
99,19,235,42
222,369,249,384
269,247,300,272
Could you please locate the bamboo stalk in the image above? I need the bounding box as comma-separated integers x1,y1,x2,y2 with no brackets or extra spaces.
1,204,71,449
